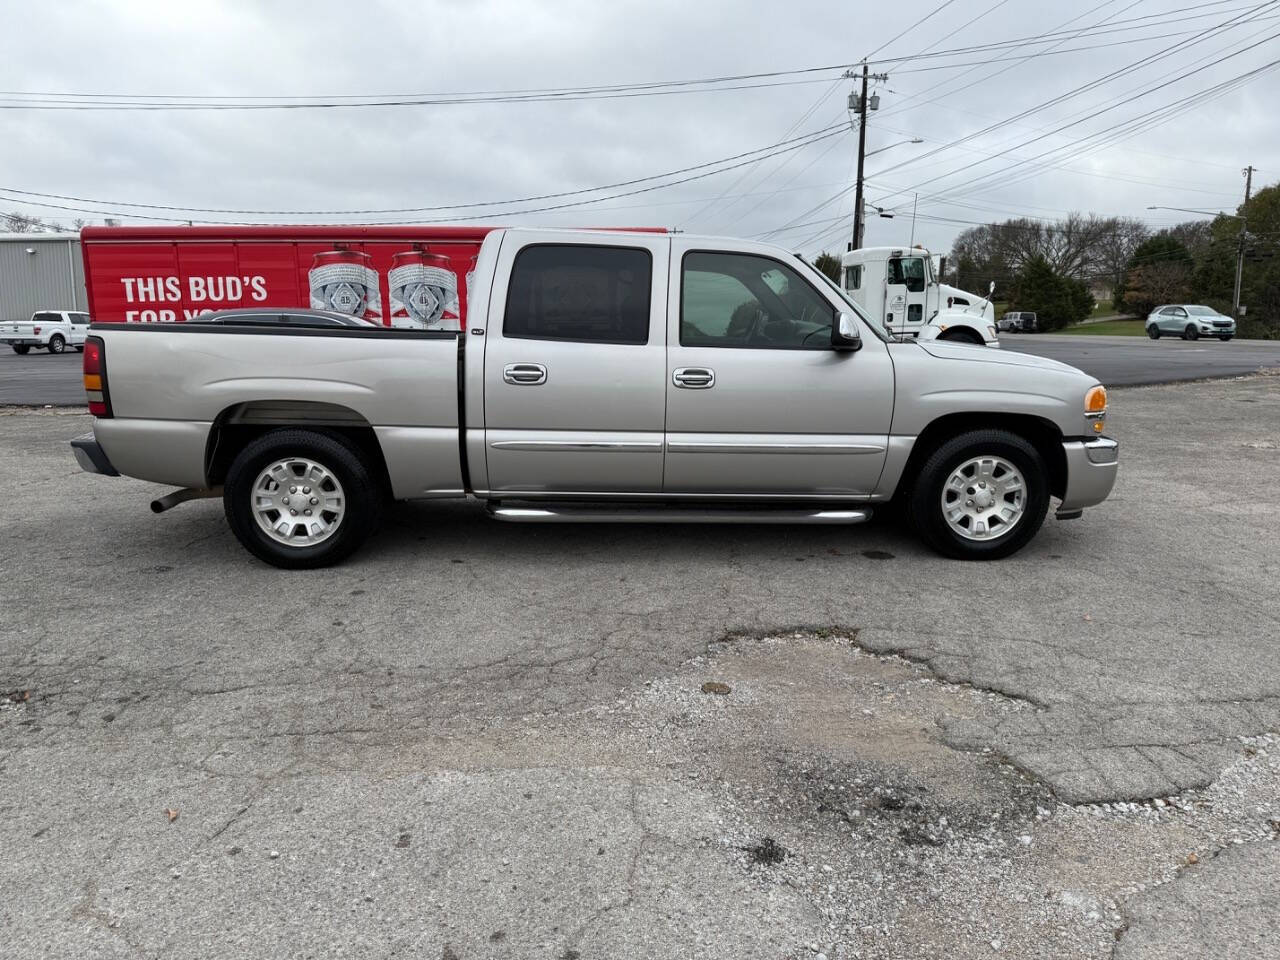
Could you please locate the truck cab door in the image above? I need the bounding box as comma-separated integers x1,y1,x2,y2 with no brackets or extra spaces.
69,312,90,345
481,231,670,495
664,240,892,497
885,255,927,338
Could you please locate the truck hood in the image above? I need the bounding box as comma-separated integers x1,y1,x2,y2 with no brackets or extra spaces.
916,340,1092,379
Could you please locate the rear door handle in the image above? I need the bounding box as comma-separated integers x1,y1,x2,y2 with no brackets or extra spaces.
673,367,715,389
503,362,547,385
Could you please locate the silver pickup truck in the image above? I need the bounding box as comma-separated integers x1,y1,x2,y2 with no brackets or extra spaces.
70,228,1118,568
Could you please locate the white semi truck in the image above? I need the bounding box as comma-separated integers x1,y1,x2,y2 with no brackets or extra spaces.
841,246,998,347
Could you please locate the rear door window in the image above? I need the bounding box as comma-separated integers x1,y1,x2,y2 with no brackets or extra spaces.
504,244,652,344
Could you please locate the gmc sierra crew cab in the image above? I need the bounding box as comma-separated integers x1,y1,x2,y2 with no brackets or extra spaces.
70,228,1118,568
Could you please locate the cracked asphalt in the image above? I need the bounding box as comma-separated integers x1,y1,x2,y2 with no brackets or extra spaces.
2,375,1279,958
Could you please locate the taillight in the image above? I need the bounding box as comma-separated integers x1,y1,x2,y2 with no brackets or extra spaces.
83,337,112,418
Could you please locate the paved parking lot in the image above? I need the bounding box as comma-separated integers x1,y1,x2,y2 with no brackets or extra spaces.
0,347,85,405
4,333,1280,406
2,376,1279,958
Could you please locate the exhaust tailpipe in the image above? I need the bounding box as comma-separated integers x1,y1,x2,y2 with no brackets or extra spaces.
150,486,223,514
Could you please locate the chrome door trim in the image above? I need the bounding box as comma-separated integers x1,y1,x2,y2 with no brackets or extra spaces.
666,440,885,455
503,362,548,385
672,367,715,389
489,439,663,452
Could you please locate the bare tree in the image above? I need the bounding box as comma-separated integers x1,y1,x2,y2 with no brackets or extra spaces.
3,211,51,233
953,213,1148,293
1093,217,1149,294
1163,219,1213,260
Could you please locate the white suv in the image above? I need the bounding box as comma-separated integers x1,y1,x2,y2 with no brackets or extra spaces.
1,310,92,355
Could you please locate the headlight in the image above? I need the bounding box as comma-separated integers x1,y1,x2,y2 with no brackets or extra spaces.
1085,385,1107,434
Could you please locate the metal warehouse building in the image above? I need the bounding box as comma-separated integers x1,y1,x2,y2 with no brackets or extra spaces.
0,233,88,322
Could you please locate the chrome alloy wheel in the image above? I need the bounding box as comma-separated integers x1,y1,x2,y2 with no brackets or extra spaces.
251,458,346,546
940,455,1026,541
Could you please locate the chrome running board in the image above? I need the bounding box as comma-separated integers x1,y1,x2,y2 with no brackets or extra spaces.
486,503,872,525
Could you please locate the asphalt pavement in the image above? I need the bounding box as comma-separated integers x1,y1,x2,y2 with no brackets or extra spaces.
0,346,83,405
3,334,1280,406
1002,333,1280,386
3,377,1279,958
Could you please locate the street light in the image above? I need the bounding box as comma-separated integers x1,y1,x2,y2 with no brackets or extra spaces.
866,137,924,158
1146,205,1240,219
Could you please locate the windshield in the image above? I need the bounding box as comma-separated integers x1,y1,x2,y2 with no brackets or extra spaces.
798,255,892,342
1185,305,1218,316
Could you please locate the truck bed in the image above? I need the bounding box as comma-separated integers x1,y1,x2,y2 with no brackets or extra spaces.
90,322,466,498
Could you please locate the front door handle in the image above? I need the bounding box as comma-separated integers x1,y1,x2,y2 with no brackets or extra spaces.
673,367,715,389
503,362,547,385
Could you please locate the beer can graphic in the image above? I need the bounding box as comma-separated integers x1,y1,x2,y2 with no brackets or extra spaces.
308,249,382,320
389,251,460,330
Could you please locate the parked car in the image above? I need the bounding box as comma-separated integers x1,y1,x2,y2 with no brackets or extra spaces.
998,311,1038,333
189,308,381,328
70,227,1118,568
1145,305,1235,341
1,310,92,354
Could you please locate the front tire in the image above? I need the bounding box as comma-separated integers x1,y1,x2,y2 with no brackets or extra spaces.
1147,325,1160,339
223,429,382,569
12,344,30,355
939,329,985,346
908,429,1050,560
47,334,66,354
1183,325,1198,341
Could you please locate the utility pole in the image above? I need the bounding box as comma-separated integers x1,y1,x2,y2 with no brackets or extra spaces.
846,64,889,251
1232,164,1254,318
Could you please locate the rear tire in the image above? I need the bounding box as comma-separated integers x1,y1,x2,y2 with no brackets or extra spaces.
908,429,1050,560
1184,325,1198,341
223,429,382,569
1147,325,1160,339
47,335,66,354
12,344,30,355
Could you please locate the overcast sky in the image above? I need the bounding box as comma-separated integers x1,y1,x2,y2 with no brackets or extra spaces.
4,0,1275,260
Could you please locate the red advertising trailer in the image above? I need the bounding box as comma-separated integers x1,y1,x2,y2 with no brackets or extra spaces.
79,225,496,331
80,225,667,331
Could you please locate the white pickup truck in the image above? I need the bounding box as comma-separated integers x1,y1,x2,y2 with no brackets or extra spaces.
70,228,1118,568
2,310,92,354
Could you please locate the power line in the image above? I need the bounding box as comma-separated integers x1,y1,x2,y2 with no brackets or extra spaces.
866,1,1278,204
0,123,848,218
894,37,1280,207
1,3,1269,112
0,124,853,226
862,0,961,61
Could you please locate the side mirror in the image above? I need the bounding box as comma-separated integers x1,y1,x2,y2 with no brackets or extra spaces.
832,311,861,351
988,280,996,296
